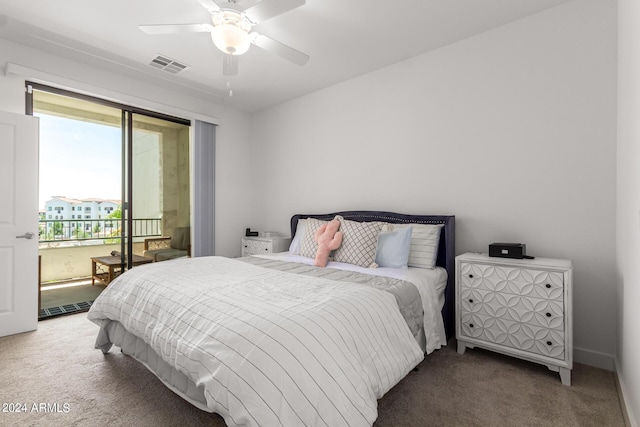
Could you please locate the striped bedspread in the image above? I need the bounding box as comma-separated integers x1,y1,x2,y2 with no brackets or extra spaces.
238,256,425,342
88,256,424,427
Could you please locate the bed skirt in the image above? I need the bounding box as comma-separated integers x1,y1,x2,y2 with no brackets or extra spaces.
95,319,211,412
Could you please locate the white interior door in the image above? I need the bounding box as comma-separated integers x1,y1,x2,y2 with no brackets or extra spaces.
0,110,39,337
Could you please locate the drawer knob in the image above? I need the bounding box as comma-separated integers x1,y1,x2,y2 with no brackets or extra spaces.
546,312,551,317
468,274,474,279
264,248,268,251
546,341,552,346
469,323,474,328
469,299,474,303
545,283,551,289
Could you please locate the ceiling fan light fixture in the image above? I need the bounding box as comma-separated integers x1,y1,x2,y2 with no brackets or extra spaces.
211,11,252,55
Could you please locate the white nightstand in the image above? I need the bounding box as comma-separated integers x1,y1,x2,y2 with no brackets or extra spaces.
241,235,291,257
455,252,573,385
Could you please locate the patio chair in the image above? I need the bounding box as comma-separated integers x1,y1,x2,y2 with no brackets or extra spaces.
143,227,191,261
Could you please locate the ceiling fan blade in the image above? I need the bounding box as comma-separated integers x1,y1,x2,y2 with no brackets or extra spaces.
243,0,305,24
197,0,221,13
139,23,214,34
252,33,309,66
222,54,238,76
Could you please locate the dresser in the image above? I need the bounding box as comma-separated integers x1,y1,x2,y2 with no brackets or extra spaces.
455,252,573,385
241,235,291,256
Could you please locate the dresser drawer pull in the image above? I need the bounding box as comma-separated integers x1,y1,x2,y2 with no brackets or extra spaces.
469,299,474,303
546,312,551,317
546,341,552,346
545,283,551,289
468,274,474,279
264,248,268,251
469,324,474,328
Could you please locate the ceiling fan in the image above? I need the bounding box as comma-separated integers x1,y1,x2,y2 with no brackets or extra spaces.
139,0,309,76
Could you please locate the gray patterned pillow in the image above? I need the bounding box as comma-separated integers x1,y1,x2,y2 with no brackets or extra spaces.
299,218,328,259
333,219,384,268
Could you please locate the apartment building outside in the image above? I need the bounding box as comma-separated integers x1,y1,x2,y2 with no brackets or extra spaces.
40,196,120,242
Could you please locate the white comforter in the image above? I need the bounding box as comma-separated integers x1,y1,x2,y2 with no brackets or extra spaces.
260,252,448,354
88,256,424,427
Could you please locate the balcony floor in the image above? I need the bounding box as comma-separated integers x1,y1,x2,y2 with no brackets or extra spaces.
39,280,106,320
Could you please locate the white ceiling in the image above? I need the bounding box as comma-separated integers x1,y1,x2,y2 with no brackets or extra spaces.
0,0,572,113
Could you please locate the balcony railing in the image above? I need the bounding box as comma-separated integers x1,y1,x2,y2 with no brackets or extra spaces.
38,218,162,243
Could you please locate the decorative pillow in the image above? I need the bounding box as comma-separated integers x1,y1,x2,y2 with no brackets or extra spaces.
299,218,328,259
375,225,413,268
333,219,384,268
392,223,444,269
288,219,307,255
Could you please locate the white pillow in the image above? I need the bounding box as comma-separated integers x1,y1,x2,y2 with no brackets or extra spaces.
392,223,443,269
288,219,307,255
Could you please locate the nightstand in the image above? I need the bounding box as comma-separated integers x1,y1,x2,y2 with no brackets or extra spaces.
241,235,291,256
455,252,573,385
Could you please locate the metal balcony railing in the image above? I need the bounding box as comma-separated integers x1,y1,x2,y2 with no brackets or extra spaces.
38,218,162,243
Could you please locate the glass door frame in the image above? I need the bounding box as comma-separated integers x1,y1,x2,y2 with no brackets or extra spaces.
122,110,133,269
25,81,190,271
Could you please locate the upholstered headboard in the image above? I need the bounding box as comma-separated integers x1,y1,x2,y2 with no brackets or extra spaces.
290,211,456,340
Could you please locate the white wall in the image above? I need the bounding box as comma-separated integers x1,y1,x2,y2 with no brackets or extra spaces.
617,0,640,423
250,0,617,368
0,39,254,258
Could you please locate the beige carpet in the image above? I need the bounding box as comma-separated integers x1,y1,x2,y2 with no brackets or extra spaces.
0,313,626,427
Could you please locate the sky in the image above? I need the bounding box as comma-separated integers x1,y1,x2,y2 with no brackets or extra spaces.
37,113,122,210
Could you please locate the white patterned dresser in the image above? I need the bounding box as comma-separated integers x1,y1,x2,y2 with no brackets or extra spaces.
455,252,573,385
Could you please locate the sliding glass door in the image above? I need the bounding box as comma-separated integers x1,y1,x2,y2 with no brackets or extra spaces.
27,83,190,289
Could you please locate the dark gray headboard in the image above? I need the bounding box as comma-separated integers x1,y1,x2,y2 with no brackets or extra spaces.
290,211,456,340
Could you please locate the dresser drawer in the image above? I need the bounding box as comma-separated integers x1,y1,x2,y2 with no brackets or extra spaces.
459,262,564,302
459,286,564,330
459,312,565,359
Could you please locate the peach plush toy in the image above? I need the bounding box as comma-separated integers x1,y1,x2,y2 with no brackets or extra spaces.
314,215,343,267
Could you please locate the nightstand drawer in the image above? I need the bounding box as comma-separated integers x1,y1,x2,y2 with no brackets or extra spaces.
241,236,291,257
242,238,274,256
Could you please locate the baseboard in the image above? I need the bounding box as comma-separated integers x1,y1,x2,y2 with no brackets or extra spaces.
575,350,638,426
573,346,615,371
614,359,638,427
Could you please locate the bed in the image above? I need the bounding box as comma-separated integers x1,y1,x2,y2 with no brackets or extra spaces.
88,211,455,427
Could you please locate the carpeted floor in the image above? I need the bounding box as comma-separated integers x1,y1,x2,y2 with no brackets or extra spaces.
0,313,627,427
